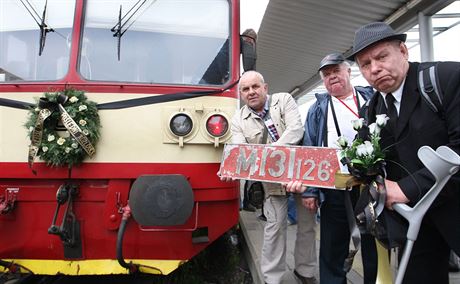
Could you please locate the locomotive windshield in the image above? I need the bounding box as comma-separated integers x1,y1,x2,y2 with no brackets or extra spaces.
80,0,231,85
0,0,231,85
0,0,76,82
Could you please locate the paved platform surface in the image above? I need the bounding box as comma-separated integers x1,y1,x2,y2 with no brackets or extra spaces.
239,209,460,284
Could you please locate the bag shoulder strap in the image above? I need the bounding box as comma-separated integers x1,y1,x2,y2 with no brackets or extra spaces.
260,95,272,144
417,62,444,116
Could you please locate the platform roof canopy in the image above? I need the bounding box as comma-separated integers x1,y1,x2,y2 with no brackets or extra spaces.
256,0,459,103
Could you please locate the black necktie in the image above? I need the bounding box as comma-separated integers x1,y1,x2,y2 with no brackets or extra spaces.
385,93,398,133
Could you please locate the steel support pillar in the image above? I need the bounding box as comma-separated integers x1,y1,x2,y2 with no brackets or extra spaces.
418,12,434,62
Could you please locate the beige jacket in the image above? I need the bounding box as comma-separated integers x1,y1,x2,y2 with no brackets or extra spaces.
231,92,304,195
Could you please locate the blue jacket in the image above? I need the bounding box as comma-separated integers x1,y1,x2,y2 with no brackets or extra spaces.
301,86,374,201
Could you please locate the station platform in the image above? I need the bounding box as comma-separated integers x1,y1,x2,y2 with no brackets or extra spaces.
239,208,460,284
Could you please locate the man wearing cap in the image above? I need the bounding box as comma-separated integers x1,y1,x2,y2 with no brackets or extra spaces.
287,53,377,284
349,22,460,283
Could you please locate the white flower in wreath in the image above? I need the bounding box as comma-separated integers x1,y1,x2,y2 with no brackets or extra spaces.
29,126,34,133
79,119,87,126
83,129,89,136
65,147,72,153
69,96,79,103
57,137,66,145
42,146,48,152
47,135,55,142
35,107,40,112
79,105,88,111
71,143,78,149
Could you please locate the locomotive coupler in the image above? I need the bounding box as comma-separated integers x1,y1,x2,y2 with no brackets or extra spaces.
48,183,79,247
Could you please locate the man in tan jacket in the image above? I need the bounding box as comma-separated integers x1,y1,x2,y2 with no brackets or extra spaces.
230,70,318,284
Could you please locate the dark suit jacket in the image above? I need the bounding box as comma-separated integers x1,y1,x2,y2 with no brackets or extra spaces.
367,61,460,253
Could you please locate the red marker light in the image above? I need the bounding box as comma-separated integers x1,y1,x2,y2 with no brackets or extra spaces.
206,115,228,137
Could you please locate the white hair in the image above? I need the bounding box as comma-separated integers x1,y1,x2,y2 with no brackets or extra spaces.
319,61,351,79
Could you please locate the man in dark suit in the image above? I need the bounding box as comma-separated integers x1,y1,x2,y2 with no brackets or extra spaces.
348,22,460,283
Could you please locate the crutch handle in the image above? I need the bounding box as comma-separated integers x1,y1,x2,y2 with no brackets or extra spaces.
393,146,460,284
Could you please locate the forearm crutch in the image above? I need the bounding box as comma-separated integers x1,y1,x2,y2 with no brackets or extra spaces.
392,146,460,284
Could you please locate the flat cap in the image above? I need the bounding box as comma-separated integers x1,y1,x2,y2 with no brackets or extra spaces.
319,53,345,71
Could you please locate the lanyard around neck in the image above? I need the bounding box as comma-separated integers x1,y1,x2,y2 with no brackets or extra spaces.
328,93,362,143
336,93,360,118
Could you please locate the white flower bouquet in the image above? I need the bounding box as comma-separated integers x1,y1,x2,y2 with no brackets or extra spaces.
337,114,389,181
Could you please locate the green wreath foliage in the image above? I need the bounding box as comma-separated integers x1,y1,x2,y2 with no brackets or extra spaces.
25,89,101,168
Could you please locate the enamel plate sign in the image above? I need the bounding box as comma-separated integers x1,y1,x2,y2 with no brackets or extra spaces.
219,144,342,189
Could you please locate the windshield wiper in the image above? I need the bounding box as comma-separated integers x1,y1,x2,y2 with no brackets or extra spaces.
111,0,149,61
38,0,54,56
20,0,55,56
112,5,123,61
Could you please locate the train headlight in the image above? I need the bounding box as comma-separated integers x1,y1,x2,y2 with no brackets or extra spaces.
206,114,228,137
170,114,193,136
